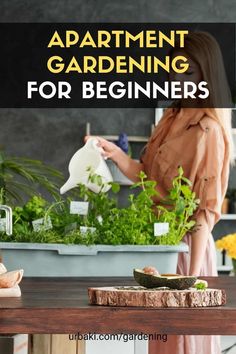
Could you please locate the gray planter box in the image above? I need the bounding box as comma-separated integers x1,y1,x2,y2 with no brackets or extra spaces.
106,160,133,185
0,242,188,277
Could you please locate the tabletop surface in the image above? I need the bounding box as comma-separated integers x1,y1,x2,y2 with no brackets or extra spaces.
0,276,235,334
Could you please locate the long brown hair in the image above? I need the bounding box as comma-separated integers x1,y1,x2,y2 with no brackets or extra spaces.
172,31,234,163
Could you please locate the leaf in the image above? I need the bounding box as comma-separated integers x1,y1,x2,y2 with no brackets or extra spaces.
175,198,186,215
111,182,120,194
139,170,147,180
0,149,63,203
194,282,207,290
181,176,192,186
185,220,196,229
180,185,192,198
177,165,184,176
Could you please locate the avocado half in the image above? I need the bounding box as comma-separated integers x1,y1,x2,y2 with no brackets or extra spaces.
133,269,197,290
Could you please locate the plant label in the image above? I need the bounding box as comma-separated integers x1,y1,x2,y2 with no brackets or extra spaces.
80,226,96,235
97,215,103,224
70,201,89,215
0,218,6,232
154,222,169,236
32,216,53,232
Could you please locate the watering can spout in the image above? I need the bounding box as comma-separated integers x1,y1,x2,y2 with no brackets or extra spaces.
60,178,77,195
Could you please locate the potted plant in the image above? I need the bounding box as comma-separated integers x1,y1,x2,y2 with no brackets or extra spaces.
0,148,63,203
216,233,236,275
0,166,199,276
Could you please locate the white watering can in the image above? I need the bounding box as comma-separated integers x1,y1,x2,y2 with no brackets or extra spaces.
60,137,113,194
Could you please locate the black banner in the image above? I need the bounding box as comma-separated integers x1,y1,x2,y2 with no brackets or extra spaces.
0,23,235,108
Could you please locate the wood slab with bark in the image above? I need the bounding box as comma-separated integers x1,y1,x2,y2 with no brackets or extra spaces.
88,286,226,307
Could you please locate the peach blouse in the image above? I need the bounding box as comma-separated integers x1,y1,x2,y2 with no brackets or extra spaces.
141,108,230,232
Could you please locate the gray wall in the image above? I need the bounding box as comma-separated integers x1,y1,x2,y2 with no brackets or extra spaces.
0,0,236,239
1,0,236,22
0,108,153,172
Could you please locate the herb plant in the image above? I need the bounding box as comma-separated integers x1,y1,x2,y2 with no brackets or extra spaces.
155,166,200,245
0,166,199,246
194,282,208,290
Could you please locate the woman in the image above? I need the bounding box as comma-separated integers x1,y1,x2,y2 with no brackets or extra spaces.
86,32,233,354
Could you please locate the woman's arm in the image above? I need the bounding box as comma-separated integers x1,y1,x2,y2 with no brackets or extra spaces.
189,211,210,276
85,136,144,182
189,120,227,276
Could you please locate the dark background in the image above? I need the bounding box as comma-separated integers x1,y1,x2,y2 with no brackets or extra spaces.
0,0,236,239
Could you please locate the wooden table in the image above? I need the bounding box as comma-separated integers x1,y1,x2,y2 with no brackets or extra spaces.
0,276,235,335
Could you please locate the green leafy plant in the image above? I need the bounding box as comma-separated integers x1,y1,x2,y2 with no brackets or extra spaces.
12,195,49,236
0,194,81,243
97,171,158,245
156,166,200,245
0,166,199,246
97,167,199,245
0,149,63,204
194,282,207,290
75,171,120,229
193,280,208,290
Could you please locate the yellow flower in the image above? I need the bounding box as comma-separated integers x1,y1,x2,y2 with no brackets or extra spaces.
216,233,236,260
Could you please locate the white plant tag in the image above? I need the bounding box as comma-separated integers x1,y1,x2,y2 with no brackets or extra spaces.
97,215,103,224
70,201,89,215
0,218,6,232
32,216,53,232
80,226,96,235
154,222,169,236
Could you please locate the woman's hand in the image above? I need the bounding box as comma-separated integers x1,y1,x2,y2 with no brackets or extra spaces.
84,135,121,163
84,135,144,182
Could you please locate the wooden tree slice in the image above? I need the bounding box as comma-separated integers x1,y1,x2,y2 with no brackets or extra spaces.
88,286,226,308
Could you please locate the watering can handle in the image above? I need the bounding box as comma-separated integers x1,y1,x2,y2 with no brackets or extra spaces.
86,137,107,158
